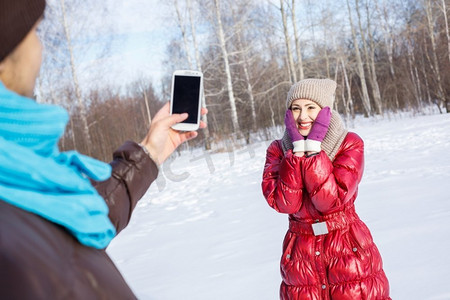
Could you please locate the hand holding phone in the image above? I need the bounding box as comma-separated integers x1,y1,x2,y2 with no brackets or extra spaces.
140,102,208,165
170,70,203,131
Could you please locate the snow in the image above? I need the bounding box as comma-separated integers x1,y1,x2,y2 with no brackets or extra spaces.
107,112,450,300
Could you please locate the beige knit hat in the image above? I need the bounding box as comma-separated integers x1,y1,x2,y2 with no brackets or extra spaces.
286,78,337,109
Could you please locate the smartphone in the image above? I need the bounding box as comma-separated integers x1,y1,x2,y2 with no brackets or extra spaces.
170,70,203,131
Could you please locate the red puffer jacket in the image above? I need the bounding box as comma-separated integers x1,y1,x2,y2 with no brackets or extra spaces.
262,132,390,300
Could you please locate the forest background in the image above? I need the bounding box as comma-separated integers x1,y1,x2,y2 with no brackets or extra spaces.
36,0,450,161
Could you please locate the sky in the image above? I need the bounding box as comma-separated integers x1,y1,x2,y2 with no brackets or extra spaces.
107,0,174,87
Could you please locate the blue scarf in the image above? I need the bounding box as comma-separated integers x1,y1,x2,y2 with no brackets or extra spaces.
0,82,116,249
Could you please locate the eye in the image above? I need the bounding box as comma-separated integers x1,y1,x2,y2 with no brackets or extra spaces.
291,107,300,112
307,106,317,110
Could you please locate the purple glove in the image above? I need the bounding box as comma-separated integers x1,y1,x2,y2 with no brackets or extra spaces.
305,107,331,153
284,109,305,153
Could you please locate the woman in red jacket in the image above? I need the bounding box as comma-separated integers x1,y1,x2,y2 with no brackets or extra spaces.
262,79,390,299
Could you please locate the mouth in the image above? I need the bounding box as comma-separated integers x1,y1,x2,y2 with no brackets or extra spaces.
298,122,312,130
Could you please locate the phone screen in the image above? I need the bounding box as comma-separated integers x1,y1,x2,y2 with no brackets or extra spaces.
172,75,201,124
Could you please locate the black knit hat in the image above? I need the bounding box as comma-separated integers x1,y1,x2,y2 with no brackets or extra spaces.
0,0,46,62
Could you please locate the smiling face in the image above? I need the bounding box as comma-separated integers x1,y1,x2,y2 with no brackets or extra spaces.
290,99,322,136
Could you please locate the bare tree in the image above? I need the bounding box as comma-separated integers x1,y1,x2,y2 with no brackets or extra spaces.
341,57,355,119
214,0,240,134
280,0,297,83
136,78,152,128
187,0,212,149
425,0,446,111
174,0,194,69
347,0,372,117
291,0,304,80
228,3,259,134
405,22,423,111
377,0,400,111
438,0,450,64
60,0,92,155
362,0,383,114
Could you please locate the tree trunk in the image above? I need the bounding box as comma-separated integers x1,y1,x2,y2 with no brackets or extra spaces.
187,0,211,149
143,88,151,128
425,0,446,111
406,35,420,110
341,57,354,119
378,0,399,111
440,0,450,113
291,0,304,80
419,46,433,107
230,5,257,134
61,0,91,155
364,0,383,114
214,0,240,134
239,30,257,133
174,0,193,69
280,0,297,83
324,29,331,78
440,0,450,64
346,0,371,117
355,0,382,115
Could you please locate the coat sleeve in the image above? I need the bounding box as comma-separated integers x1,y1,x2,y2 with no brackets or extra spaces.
302,133,364,214
92,141,159,234
261,140,305,214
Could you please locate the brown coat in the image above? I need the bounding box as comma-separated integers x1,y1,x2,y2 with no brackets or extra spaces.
0,141,158,299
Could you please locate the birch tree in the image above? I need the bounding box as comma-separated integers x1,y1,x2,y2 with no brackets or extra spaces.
377,0,399,110
346,0,372,117
187,0,212,149
438,0,450,64
291,0,304,80
341,57,355,119
405,23,422,110
231,6,258,132
362,0,383,114
425,0,448,112
174,0,194,69
214,0,240,134
438,0,449,112
354,0,381,114
137,78,152,128
60,0,92,155
280,0,297,83
320,3,332,78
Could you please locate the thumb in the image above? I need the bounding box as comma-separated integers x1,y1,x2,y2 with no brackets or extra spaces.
163,113,189,128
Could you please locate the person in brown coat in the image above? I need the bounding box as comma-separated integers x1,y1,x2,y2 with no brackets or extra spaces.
0,0,206,299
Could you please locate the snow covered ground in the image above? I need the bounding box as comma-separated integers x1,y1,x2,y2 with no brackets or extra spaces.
107,112,450,300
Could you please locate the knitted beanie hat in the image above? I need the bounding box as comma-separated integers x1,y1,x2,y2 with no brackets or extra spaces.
286,78,337,109
0,0,46,62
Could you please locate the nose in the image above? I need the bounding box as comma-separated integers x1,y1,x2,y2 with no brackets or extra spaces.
299,109,309,121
